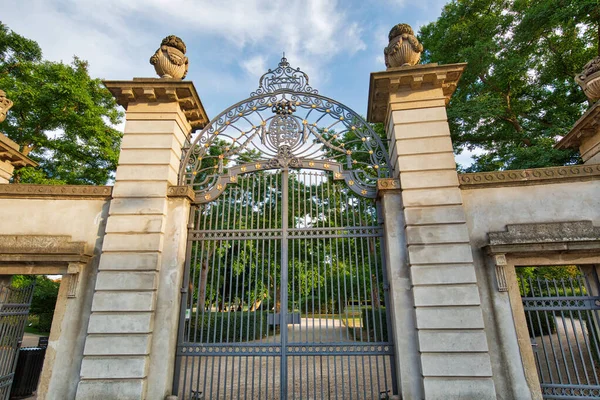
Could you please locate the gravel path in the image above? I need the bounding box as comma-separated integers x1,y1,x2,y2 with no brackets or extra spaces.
176,318,395,399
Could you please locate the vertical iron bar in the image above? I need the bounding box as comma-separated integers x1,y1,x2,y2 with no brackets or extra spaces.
280,168,290,400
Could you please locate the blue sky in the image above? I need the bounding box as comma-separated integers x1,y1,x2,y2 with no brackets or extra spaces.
3,0,477,165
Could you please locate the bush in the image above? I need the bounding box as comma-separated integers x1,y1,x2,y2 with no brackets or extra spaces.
37,313,53,333
361,307,387,342
191,311,271,343
299,297,329,314
526,311,557,337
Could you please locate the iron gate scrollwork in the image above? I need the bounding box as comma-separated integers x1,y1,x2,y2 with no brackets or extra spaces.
174,57,397,399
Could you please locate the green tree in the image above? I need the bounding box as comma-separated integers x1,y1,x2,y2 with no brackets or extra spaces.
419,0,598,171
12,275,60,333
0,22,122,184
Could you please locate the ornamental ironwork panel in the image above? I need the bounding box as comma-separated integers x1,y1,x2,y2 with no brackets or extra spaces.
520,275,600,399
0,284,35,400
179,57,391,203
173,171,397,399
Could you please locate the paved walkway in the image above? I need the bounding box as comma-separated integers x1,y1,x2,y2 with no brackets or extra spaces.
176,318,395,399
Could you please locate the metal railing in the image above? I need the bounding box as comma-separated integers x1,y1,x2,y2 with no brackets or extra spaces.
520,276,600,399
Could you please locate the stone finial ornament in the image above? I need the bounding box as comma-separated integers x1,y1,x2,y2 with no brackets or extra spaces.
576,56,600,102
150,35,189,79
0,90,13,123
384,23,423,68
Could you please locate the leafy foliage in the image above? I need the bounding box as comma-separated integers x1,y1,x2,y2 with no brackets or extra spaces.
0,22,123,184
419,0,598,171
12,275,60,333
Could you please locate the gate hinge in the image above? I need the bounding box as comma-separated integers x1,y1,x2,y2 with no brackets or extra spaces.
383,283,390,292
180,287,188,294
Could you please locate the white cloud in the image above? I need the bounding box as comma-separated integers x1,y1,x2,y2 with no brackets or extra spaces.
241,55,267,80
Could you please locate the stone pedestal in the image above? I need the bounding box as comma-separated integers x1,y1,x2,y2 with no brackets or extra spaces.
369,63,496,399
556,101,600,164
75,80,207,400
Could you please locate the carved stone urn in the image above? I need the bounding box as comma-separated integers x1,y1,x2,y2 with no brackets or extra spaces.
0,90,13,123
384,23,423,68
576,56,600,102
150,35,189,79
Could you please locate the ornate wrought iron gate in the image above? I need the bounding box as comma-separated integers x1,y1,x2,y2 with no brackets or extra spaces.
0,284,35,400
173,57,397,399
520,274,600,399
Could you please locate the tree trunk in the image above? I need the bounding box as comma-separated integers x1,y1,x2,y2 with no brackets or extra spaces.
197,259,210,312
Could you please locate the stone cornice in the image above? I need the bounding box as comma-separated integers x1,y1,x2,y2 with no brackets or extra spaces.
555,101,600,150
367,62,467,123
484,221,600,257
0,184,112,199
0,133,37,168
458,164,600,189
103,78,209,131
167,185,195,202
376,178,401,193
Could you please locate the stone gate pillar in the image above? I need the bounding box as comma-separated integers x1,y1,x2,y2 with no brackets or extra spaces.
369,64,497,399
75,80,207,400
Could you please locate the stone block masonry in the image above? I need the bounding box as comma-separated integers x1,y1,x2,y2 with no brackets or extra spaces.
371,63,497,399
75,80,207,400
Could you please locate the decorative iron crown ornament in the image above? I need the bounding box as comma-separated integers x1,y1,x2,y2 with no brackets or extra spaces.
250,56,317,96
0,90,13,123
383,23,423,68
576,56,600,102
179,56,391,203
150,35,189,79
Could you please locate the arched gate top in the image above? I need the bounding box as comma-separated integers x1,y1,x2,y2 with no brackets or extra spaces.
179,57,391,203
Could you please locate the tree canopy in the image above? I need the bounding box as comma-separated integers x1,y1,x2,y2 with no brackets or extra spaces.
419,0,598,171
0,22,122,184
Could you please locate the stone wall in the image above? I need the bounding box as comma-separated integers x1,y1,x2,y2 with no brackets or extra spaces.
0,192,110,399
462,179,600,399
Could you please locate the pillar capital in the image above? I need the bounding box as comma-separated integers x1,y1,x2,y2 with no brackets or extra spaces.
0,133,37,183
367,63,466,124
103,78,209,131
555,101,600,164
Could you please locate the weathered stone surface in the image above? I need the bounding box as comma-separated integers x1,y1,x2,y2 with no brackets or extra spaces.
408,243,474,264
397,152,456,171
402,188,463,207
121,133,182,151
105,215,165,234
391,120,452,140
411,264,477,285
84,334,151,355
91,291,155,312
115,165,179,183
109,198,167,215
80,356,147,379
416,306,484,329
406,224,470,245
102,233,163,252
404,205,466,225
95,271,157,291
117,148,179,165
418,330,489,352
489,221,600,245
391,107,448,125
396,136,453,156
423,377,496,400
400,169,460,189
112,181,169,198
421,353,492,377
76,379,145,400
98,252,160,271
87,312,153,334
414,284,481,307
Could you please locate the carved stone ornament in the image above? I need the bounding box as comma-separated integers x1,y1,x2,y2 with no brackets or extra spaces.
576,56,600,102
383,23,423,68
150,35,189,79
0,90,13,123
